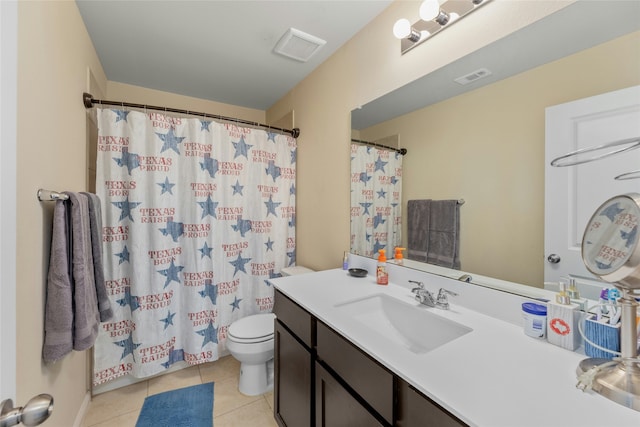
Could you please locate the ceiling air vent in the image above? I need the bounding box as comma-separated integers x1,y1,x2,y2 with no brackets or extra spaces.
454,68,493,85
273,28,326,63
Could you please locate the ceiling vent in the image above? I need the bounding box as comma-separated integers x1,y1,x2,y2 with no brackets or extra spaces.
273,28,326,63
454,68,493,85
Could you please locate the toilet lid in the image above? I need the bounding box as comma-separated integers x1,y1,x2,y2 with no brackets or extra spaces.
228,313,276,342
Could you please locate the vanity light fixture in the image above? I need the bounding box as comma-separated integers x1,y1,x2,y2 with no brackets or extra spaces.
394,0,492,55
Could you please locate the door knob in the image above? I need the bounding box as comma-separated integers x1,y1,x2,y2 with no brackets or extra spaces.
0,394,53,427
547,254,561,264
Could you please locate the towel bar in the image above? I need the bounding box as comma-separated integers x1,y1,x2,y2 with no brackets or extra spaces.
37,189,69,201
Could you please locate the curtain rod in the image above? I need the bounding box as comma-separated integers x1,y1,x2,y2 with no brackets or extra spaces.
351,138,407,155
83,92,300,138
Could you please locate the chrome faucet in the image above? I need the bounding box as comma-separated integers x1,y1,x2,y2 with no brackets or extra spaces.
409,281,458,310
409,280,436,307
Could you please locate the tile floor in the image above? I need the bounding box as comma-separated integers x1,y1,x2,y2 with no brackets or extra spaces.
81,356,278,427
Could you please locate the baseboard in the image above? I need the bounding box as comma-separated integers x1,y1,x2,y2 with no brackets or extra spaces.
73,392,92,427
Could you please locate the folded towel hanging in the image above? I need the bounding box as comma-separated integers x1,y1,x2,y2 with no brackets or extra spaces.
406,199,462,269
407,200,431,262
43,191,102,363
427,200,461,270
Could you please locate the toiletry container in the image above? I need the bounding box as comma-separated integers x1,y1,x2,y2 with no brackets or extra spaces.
547,302,581,350
227,265,314,395
393,247,405,265
376,249,388,285
546,280,581,350
522,302,547,338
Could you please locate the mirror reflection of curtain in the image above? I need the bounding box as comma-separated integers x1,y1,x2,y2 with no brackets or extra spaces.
350,144,402,257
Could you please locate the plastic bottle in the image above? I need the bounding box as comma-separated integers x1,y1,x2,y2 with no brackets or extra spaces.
393,247,406,265
376,249,388,285
342,251,349,270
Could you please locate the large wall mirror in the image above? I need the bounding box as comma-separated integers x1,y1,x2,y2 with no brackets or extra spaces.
350,1,640,295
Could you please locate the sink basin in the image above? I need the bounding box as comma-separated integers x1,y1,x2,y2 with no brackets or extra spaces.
335,294,472,354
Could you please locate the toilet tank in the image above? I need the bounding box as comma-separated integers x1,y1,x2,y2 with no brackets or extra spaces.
281,266,314,276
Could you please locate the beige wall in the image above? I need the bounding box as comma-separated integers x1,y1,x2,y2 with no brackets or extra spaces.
16,1,107,426
267,0,577,271
360,31,640,287
106,81,265,124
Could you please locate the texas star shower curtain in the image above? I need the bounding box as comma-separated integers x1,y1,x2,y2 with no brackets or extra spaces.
93,108,296,385
350,144,402,258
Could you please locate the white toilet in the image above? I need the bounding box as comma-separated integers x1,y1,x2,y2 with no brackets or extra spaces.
226,313,276,396
226,265,314,396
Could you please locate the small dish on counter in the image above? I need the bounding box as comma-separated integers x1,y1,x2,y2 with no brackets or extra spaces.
348,268,368,278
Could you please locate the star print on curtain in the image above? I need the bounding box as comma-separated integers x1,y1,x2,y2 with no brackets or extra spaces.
93,109,296,385
350,144,402,258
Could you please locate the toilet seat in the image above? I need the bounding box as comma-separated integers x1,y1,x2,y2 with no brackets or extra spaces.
228,313,276,344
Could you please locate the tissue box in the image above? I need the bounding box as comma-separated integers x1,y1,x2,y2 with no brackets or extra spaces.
584,315,621,359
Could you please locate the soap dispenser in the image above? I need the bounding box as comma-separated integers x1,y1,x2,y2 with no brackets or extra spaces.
376,249,388,285
393,247,406,265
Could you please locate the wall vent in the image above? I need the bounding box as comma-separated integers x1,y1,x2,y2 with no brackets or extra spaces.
273,28,326,63
454,68,493,85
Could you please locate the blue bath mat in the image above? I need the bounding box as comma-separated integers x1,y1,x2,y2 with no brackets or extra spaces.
136,382,214,427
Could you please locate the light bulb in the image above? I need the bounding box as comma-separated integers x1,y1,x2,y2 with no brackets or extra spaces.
393,19,411,39
448,12,460,23
419,0,440,21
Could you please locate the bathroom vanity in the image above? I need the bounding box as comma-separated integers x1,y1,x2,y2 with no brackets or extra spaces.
274,288,462,426
270,266,639,427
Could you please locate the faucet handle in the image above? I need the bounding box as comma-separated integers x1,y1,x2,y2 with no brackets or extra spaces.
436,288,458,310
409,280,424,293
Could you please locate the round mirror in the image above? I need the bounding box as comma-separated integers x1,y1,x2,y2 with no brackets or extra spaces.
582,193,640,290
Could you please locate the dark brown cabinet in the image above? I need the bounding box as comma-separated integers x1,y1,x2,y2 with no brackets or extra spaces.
273,289,466,427
316,321,393,425
396,380,466,427
273,291,314,427
315,362,384,427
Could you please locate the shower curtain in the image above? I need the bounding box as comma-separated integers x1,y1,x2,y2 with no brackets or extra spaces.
93,108,296,385
350,144,402,258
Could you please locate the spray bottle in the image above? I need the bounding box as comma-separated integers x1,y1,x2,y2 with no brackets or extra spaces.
376,249,388,285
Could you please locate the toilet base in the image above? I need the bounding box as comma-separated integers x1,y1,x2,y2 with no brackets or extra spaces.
238,358,274,396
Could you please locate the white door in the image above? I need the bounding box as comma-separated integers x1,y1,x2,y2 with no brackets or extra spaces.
0,0,17,403
545,85,640,288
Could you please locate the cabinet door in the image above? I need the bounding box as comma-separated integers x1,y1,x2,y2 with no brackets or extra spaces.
315,362,384,427
396,380,466,427
274,320,312,427
316,322,393,424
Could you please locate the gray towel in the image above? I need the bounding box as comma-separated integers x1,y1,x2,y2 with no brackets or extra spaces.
427,200,461,269
407,200,431,262
66,192,100,351
43,199,74,362
82,192,113,322
43,192,100,363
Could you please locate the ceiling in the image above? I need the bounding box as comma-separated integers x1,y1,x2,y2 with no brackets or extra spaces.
75,0,393,111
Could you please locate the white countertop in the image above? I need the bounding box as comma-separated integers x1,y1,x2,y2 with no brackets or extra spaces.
271,268,639,427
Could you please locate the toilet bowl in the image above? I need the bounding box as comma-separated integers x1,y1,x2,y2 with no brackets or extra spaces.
226,312,276,396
